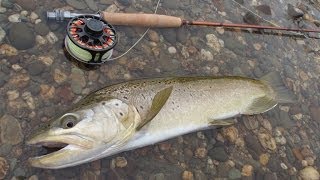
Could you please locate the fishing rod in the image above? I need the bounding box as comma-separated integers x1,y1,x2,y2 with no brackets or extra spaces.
48,9,320,32
47,9,320,65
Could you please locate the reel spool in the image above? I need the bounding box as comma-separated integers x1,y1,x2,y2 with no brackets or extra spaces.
65,15,117,64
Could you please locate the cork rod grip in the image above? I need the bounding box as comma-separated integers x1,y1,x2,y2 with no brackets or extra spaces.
101,12,183,28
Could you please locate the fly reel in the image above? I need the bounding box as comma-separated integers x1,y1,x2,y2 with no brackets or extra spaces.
65,15,117,64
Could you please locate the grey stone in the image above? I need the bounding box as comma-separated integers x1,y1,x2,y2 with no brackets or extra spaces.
8,23,35,50
233,67,245,76
279,110,294,128
245,133,263,155
1,0,14,9
163,0,178,9
234,0,244,4
267,155,281,172
264,172,277,180
0,144,12,156
161,28,177,44
9,158,17,171
243,12,261,25
217,162,231,177
284,65,296,79
309,105,320,123
84,0,98,11
177,28,189,44
208,146,228,162
253,67,263,78
66,0,87,10
149,173,165,180
27,61,45,76
16,0,36,10
0,115,23,145
228,168,242,179
13,167,25,177
0,14,7,23
34,23,49,36
70,68,86,94
117,0,131,6
0,71,9,87
243,116,259,130
194,170,207,180
287,4,304,19
255,5,272,15
28,81,41,96
0,26,6,44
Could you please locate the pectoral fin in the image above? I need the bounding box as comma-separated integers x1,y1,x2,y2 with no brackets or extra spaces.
136,86,173,130
209,119,235,126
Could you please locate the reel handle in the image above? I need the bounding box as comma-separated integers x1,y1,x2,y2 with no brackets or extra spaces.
100,12,183,28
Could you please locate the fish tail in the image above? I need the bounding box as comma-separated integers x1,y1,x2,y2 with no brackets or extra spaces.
260,72,297,103
243,72,297,115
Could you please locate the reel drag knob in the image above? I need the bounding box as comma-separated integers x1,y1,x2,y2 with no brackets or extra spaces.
65,15,117,64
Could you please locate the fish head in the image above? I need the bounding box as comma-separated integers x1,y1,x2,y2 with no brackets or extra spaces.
27,98,140,169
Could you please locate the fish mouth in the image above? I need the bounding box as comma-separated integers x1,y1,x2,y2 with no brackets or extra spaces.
27,133,94,169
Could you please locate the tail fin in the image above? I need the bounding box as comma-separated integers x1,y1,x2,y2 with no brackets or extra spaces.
243,72,296,115
260,72,297,103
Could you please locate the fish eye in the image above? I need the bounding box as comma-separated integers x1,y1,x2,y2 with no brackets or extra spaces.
61,114,78,129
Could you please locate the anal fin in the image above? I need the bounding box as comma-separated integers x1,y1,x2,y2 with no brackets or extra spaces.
244,95,277,115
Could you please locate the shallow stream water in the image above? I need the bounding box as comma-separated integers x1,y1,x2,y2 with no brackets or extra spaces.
0,0,320,179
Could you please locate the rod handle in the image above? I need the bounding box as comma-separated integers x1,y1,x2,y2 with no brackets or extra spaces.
101,12,183,28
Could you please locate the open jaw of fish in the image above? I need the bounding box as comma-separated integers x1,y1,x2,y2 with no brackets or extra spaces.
26,73,296,169
27,98,143,169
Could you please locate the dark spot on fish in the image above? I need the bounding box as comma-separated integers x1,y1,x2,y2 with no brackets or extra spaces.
102,102,106,105
115,103,119,106
123,96,128,100
119,112,123,116
140,105,144,109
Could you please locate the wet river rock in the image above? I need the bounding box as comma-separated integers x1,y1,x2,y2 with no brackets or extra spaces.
34,23,50,36
208,146,228,162
0,115,23,145
0,157,9,179
9,23,35,50
16,0,37,10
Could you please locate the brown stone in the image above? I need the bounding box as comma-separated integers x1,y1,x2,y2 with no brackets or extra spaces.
222,126,238,143
194,147,207,159
242,164,253,176
8,73,30,88
182,171,194,180
40,85,55,99
0,115,23,145
0,157,9,179
292,148,304,161
115,156,127,168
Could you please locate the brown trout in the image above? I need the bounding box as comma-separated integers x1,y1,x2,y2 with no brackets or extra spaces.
27,72,295,169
